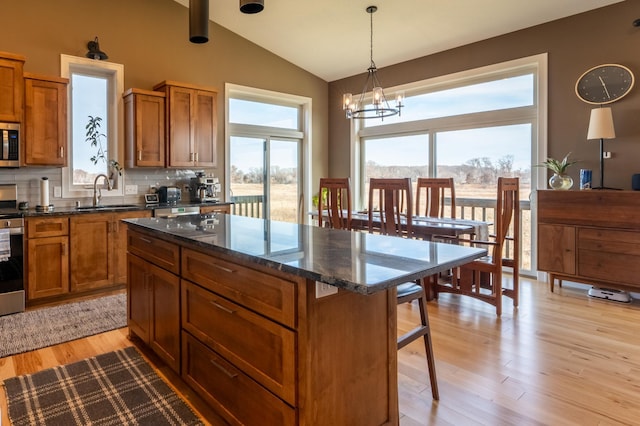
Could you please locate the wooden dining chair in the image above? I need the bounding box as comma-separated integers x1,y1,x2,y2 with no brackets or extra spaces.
432,177,520,317
415,177,456,218
368,177,439,399
318,178,352,230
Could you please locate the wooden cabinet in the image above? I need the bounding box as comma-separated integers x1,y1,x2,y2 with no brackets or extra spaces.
199,204,231,214
25,217,69,300
70,210,151,292
538,190,640,292
23,73,68,166
127,230,181,372
0,51,25,122
123,88,165,168
153,80,217,168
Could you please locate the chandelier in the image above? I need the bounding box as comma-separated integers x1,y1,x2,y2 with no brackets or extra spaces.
343,6,404,120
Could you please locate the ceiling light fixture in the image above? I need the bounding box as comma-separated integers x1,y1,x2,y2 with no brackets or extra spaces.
189,0,209,43
240,0,264,14
343,6,403,120
86,37,108,60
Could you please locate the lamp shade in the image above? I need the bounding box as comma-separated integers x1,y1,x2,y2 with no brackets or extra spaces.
587,107,616,140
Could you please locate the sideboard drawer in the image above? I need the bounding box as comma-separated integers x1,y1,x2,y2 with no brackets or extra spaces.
127,229,180,274
182,332,296,426
181,247,296,328
578,228,640,285
182,280,296,404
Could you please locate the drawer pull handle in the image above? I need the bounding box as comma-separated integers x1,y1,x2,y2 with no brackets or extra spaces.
210,359,238,379
211,263,235,274
210,300,236,314
139,237,152,244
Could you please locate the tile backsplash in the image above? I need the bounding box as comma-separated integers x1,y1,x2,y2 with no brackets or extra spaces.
0,167,217,207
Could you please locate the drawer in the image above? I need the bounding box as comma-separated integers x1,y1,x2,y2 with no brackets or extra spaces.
127,229,180,274
578,228,640,256
26,216,69,238
182,332,295,426
182,280,296,404
181,247,296,328
578,249,640,287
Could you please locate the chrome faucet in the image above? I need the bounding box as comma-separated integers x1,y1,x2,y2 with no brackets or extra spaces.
93,174,113,206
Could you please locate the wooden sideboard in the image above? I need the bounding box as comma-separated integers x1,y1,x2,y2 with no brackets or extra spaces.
537,190,640,292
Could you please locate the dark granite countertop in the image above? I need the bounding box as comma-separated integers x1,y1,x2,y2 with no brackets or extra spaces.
19,201,233,217
124,214,487,295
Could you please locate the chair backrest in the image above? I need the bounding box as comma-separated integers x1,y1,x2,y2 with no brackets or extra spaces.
492,177,520,259
318,178,352,230
368,178,413,237
415,177,456,218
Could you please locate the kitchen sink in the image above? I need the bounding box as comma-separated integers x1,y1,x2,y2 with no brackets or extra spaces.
75,204,141,211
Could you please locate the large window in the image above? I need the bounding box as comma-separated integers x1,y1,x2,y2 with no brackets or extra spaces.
226,84,311,223
61,55,124,198
354,54,547,275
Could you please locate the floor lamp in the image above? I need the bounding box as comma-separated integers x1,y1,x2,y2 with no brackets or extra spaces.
587,107,616,190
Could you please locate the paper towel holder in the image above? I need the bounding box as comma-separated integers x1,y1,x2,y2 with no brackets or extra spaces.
36,176,54,212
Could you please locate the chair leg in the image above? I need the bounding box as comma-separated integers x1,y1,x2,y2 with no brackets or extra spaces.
418,295,439,400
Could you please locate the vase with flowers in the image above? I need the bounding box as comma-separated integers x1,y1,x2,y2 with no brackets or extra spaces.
538,152,577,190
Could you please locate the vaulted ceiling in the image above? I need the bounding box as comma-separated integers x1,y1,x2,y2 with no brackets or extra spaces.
173,0,623,82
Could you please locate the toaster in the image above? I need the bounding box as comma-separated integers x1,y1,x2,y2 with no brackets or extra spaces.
158,186,181,204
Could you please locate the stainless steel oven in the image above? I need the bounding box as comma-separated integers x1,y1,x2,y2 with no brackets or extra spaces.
0,184,24,316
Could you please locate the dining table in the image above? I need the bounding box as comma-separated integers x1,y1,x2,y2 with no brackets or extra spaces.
316,210,490,241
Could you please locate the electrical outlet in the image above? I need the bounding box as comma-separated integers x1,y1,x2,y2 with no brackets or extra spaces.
53,186,61,197
125,184,138,195
603,151,612,159
315,281,338,298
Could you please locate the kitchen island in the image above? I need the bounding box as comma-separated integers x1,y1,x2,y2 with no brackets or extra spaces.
125,214,486,425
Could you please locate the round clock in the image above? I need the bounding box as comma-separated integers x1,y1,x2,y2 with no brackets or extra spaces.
575,64,634,105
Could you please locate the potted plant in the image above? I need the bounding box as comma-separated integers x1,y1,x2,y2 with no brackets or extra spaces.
538,152,577,190
85,115,123,178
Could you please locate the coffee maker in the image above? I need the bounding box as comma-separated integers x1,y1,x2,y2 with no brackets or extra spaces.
189,172,220,203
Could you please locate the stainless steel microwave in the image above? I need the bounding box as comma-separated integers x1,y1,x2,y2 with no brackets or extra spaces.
0,123,19,168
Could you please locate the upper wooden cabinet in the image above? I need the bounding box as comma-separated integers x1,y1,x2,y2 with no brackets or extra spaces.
23,73,69,166
153,80,217,168
123,88,165,168
0,52,25,123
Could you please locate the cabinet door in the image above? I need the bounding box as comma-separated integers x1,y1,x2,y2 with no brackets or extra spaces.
127,253,150,343
114,211,151,284
193,90,217,167
538,224,575,275
70,213,114,291
26,236,69,300
167,86,195,167
149,262,180,372
0,55,24,122
24,76,68,166
124,90,165,167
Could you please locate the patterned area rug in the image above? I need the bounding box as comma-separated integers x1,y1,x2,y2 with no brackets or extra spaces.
0,293,126,358
3,346,204,426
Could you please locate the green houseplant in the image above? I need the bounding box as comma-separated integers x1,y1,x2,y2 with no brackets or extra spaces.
85,115,123,177
538,152,577,190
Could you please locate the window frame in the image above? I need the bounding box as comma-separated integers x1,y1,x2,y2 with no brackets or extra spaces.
60,54,124,199
225,83,312,223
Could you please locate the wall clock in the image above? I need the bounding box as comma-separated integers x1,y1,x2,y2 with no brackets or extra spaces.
575,64,634,105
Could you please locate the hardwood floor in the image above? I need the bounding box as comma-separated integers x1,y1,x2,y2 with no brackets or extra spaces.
1,277,639,425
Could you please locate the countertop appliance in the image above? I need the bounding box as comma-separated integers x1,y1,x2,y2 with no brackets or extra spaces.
157,186,181,204
0,123,20,168
0,184,24,316
189,172,220,203
153,205,200,218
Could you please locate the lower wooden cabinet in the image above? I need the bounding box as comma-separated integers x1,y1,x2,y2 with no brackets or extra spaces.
127,252,181,372
25,217,70,300
199,204,230,214
71,211,151,292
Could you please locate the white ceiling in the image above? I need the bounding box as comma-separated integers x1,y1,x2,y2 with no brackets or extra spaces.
173,0,623,82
